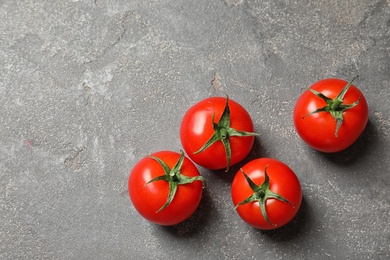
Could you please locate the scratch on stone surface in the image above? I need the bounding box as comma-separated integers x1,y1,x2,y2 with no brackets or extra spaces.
123,31,152,53
111,12,138,47
64,147,85,172
82,82,94,107
111,27,127,47
374,111,390,137
92,136,106,174
211,71,223,91
352,58,360,75
224,0,244,5
327,180,342,196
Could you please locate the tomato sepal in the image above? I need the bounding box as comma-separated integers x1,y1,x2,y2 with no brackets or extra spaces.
193,96,259,171
303,76,361,137
146,151,205,212
235,165,295,227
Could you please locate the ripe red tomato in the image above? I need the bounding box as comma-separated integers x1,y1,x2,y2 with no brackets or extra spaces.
128,151,204,226
180,96,257,171
231,158,302,230
293,77,368,153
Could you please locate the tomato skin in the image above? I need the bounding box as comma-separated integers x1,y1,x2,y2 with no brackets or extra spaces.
293,78,368,153
180,97,255,170
231,158,302,230
128,151,203,226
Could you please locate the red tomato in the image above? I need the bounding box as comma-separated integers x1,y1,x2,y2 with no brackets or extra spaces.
293,77,368,152
128,151,204,226
232,158,302,230
180,96,257,171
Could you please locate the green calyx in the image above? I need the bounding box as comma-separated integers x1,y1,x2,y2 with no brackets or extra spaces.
235,165,295,227
146,151,205,213
194,96,259,172
303,76,361,137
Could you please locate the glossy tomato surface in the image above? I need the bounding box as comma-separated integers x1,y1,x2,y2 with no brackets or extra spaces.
232,158,302,230
180,97,255,170
128,151,203,226
293,78,368,152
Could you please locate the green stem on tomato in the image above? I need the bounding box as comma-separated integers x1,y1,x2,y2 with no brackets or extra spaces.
193,95,259,172
235,165,295,227
303,76,361,137
146,151,205,212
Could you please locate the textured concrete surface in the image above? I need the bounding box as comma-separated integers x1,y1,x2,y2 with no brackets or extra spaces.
1,0,389,259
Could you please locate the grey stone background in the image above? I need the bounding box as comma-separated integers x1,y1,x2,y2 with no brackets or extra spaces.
1,0,389,259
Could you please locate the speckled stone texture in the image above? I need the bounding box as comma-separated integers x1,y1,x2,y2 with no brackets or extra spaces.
1,0,389,259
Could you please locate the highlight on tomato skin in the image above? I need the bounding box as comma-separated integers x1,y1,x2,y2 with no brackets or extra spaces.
293,77,369,153
128,150,205,226
180,96,259,171
231,158,302,230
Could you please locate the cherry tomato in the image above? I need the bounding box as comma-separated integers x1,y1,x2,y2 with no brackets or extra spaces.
232,158,302,230
180,96,258,171
293,77,368,153
128,151,204,226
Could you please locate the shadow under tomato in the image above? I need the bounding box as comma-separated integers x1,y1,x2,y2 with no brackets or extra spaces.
158,187,214,237
316,119,377,167
251,196,312,241
211,136,269,182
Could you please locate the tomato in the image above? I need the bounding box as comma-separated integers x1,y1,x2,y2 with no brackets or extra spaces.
128,151,204,226
293,77,368,153
180,96,258,171
231,158,302,230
